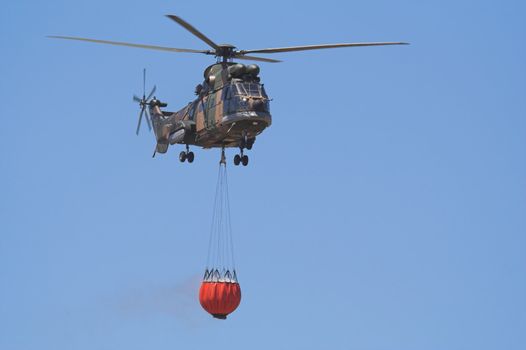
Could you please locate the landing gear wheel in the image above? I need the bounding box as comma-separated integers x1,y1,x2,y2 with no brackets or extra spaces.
241,155,249,166
179,151,187,162
233,154,241,166
187,152,194,163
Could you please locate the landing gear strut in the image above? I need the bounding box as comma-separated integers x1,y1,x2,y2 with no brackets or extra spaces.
179,144,194,163
239,130,254,150
234,131,250,166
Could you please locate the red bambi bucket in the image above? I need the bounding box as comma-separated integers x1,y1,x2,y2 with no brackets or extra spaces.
199,281,241,319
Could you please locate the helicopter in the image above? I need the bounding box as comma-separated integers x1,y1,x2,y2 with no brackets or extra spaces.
49,14,408,166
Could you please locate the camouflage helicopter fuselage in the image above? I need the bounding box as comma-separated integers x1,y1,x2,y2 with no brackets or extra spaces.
48,14,407,164
150,62,271,155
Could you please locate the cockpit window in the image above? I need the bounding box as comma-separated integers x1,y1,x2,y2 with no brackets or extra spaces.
233,83,267,98
225,83,270,114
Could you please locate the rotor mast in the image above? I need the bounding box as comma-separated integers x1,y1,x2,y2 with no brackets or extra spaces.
215,44,236,63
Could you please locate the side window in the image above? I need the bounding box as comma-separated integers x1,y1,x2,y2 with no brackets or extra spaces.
223,86,230,113
223,86,231,100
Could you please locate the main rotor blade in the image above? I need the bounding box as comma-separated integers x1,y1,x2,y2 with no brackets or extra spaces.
133,95,142,103
240,42,409,54
47,35,209,54
234,54,282,63
165,15,219,50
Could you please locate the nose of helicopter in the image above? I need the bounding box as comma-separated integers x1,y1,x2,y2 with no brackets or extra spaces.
250,98,266,112
221,109,272,133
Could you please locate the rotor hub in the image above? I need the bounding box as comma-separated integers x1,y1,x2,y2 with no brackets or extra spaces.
215,44,237,60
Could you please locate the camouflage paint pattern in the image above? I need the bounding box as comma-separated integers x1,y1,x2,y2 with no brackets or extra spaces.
149,62,272,151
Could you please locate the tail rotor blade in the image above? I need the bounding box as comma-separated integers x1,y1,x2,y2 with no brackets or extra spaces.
146,85,157,101
136,107,145,135
143,68,146,97
144,107,152,131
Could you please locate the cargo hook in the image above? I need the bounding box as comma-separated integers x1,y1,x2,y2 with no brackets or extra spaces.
220,146,226,165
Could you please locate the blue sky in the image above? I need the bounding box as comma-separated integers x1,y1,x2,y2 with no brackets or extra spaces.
1,0,525,349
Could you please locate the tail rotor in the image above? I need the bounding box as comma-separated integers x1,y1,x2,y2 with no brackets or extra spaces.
133,68,156,135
